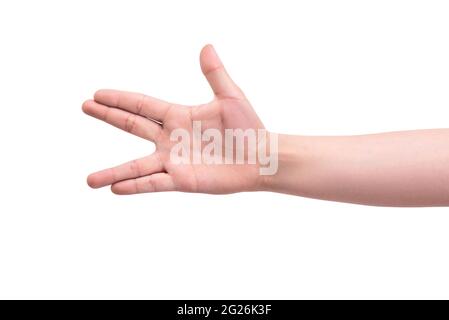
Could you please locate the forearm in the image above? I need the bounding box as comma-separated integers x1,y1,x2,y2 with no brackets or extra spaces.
262,129,449,206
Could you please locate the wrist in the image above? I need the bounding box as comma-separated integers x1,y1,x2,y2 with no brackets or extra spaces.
257,134,308,192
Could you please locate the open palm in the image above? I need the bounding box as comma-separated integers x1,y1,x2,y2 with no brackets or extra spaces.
83,45,266,194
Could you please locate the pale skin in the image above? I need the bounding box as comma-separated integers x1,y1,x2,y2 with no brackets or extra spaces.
83,44,449,206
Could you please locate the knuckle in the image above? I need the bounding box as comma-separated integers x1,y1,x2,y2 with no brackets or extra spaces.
129,159,142,177
136,94,146,115
147,177,157,192
125,114,137,133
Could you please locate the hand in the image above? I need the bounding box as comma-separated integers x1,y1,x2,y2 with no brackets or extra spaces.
83,45,266,195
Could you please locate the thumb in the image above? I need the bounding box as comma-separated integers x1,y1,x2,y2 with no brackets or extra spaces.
200,44,244,99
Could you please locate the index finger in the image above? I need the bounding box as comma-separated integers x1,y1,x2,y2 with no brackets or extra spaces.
94,89,172,122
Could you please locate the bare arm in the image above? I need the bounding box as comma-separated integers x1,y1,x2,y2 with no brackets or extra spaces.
83,44,449,207
262,130,449,206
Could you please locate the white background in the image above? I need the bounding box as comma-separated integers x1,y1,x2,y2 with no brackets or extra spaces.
0,0,448,299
